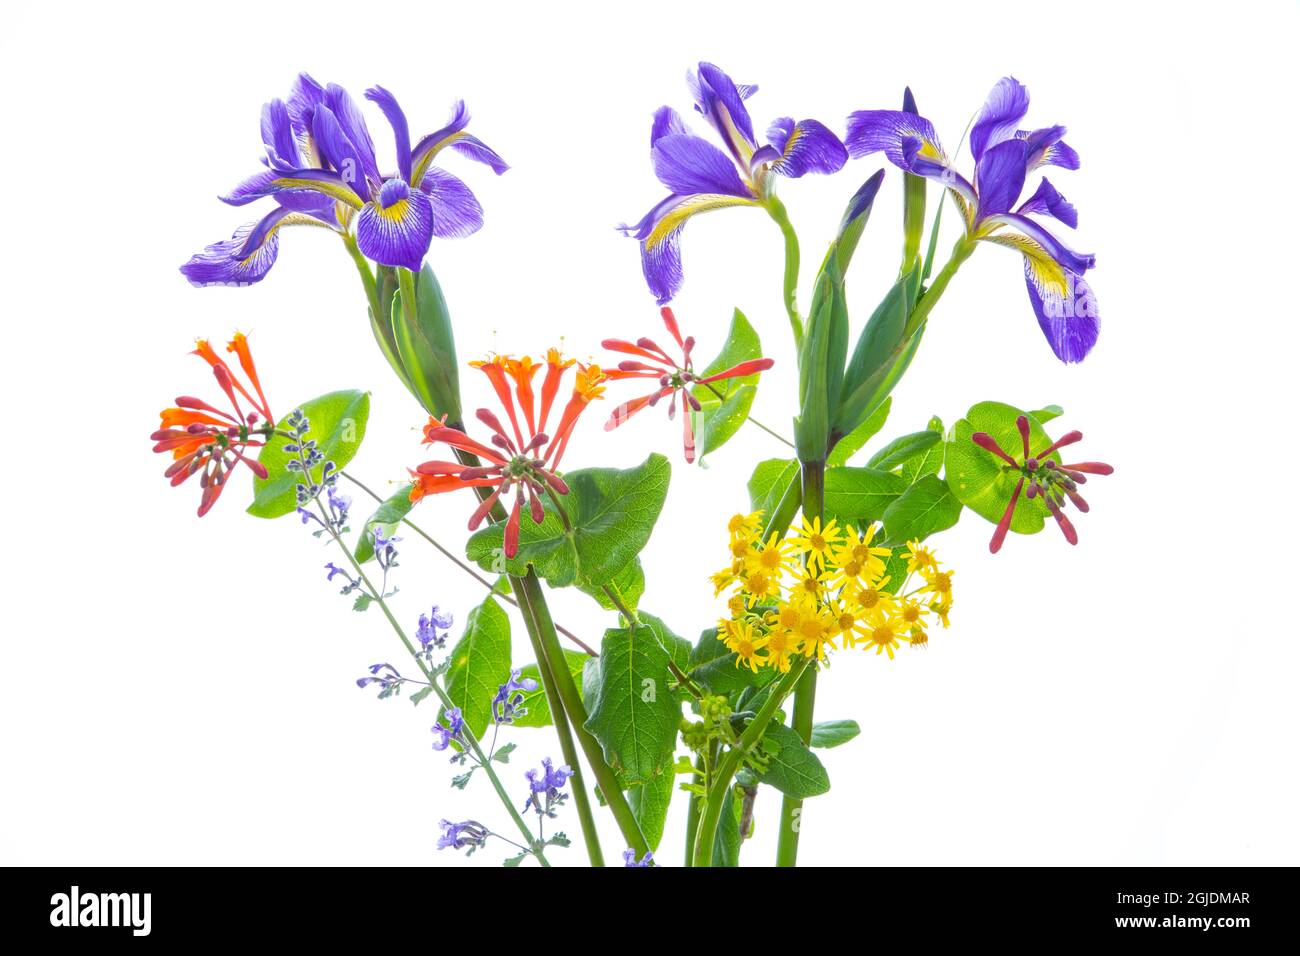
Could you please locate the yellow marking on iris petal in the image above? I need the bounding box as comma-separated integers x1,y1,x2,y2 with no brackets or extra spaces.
272,176,364,209
377,198,411,222
644,194,759,250
782,125,802,157
981,233,1070,298
411,131,466,186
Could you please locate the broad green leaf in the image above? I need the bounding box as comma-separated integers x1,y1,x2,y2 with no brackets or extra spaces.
634,612,693,675
629,768,676,852
712,786,744,867
881,474,963,546
898,416,945,485
511,649,587,730
823,467,908,524
577,558,645,613
794,270,840,461
687,628,775,697
810,719,861,749
867,429,941,472
835,263,919,432
755,723,830,799
354,482,415,563
748,458,800,520
465,454,671,590
249,390,370,518
583,622,683,784
944,401,1055,533
439,596,511,739
1029,404,1064,424
690,309,763,460
828,397,891,467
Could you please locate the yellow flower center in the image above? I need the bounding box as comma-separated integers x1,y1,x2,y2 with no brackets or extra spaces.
872,625,895,645
931,572,952,594
903,605,920,623
858,588,879,609
746,573,770,595
731,540,749,558
843,560,862,578
800,620,823,642
838,612,855,630
852,544,870,562
759,548,781,570
810,534,826,551
778,606,800,628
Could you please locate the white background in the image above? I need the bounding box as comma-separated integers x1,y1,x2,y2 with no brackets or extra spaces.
2,0,1297,867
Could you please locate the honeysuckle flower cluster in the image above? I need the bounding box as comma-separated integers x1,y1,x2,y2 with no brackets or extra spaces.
602,306,776,462
182,73,506,285
410,350,607,557
972,414,1114,552
847,76,1098,362
712,512,954,666
150,333,273,516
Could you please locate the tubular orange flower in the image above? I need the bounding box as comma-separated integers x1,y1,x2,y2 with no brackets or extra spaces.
602,306,774,463
151,333,274,517
411,351,602,558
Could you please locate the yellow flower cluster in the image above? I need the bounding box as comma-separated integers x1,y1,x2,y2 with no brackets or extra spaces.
712,511,954,670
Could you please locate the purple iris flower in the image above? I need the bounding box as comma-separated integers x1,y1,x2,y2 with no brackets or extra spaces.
620,62,847,304
181,73,507,286
847,77,1098,363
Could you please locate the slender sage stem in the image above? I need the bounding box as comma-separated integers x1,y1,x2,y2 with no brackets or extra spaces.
340,471,597,657
317,504,550,866
765,196,803,348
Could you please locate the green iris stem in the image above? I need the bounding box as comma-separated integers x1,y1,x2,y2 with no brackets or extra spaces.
683,752,706,867
765,196,803,348
774,459,824,867
692,656,810,867
908,236,977,338
316,502,550,867
340,471,597,656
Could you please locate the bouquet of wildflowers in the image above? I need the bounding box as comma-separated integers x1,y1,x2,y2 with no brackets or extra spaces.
159,66,1110,867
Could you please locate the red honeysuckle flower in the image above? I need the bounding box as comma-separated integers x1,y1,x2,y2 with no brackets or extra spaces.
410,350,606,558
972,414,1113,554
151,332,274,517
601,306,775,463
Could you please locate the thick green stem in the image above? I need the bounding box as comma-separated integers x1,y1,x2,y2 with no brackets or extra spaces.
765,196,803,348
516,571,652,859
692,658,809,866
775,460,824,867
683,752,706,867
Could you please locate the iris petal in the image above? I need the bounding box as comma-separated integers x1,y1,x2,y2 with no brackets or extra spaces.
982,233,1099,363
651,106,688,146
691,62,757,164
181,215,283,287
634,193,759,304
420,167,484,238
974,139,1029,218
366,85,412,183
652,133,751,198
357,183,434,271
766,117,848,178
312,105,372,201
970,76,1031,162
1017,178,1078,228
845,109,946,169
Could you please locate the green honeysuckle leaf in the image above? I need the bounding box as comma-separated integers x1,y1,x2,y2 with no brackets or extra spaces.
464,454,671,590
354,482,415,563
249,390,370,518
944,401,1056,533
881,474,963,546
690,309,763,461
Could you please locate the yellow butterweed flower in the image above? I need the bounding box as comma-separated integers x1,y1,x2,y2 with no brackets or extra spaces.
711,514,954,670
